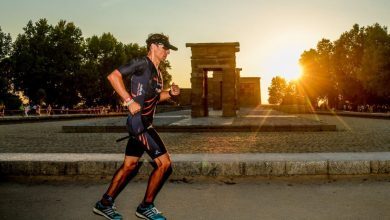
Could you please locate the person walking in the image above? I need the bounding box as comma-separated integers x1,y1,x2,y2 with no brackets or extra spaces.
0,104,4,117
93,33,179,220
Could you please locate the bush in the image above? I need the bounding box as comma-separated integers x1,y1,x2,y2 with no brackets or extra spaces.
0,94,23,110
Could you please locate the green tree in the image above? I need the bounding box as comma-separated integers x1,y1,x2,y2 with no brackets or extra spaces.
268,76,287,104
0,26,13,97
281,81,302,105
0,27,12,59
0,26,22,109
357,23,390,102
48,20,84,107
299,39,337,107
78,33,129,106
12,19,52,105
299,23,390,107
333,24,366,104
159,60,172,89
12,19,84,107
10,18,175,109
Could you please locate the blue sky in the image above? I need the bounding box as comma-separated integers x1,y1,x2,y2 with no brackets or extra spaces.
1,0,389,103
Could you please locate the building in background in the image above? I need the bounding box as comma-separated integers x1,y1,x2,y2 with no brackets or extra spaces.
175,42,261,116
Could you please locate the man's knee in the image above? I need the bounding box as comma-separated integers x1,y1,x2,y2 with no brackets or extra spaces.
123,163,138,172
155,155,172,172
123,158,139,172
159,160,172,171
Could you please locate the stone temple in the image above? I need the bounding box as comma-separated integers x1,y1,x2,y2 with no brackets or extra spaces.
183,42,261,117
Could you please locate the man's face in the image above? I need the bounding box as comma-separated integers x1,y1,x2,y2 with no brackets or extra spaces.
154,43,170,61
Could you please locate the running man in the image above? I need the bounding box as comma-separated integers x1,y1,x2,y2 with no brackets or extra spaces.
93,33,180,220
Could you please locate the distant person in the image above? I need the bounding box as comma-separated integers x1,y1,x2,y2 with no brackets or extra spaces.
0,104,4,117
36,105,41,116
93,33,179,220
24,104,30,116
32,105,37,115
46,104,52,115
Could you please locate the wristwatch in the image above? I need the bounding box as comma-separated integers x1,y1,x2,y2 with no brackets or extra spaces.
169,90,177,97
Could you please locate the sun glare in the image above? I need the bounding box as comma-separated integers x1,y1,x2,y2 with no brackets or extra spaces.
285,65,303,81
267,61,303,81
260,45,304,82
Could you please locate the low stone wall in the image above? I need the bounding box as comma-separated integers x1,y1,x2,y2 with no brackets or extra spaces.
1,153,389,179
155,105,191,113
275,105,314,114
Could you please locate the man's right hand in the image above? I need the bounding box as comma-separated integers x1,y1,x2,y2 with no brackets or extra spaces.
128,101,141,115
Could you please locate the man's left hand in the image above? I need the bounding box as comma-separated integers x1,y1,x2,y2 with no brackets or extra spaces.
170,82,180,96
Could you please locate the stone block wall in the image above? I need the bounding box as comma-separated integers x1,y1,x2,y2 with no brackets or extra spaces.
186,43,240,117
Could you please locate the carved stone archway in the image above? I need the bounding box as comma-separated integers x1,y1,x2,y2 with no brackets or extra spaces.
186,42,240,117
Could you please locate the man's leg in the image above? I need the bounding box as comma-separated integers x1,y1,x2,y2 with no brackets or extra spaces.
101,136,145,204
135,153,172,220
102,155,141,204
93,137,145,220
142,153,172,205
93,156,141,220
134,129,171,219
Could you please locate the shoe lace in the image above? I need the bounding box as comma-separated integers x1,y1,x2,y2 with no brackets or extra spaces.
111,203,117,211
151,207,162,214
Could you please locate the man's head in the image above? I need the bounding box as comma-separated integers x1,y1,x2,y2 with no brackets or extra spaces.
146,33,178,52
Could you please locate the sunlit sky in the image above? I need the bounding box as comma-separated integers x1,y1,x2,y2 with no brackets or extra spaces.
1,0,389,103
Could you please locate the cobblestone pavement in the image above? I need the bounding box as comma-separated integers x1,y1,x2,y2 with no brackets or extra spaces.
0,113,389,154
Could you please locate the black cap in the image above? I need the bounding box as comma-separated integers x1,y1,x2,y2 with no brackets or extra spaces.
146,33,178,51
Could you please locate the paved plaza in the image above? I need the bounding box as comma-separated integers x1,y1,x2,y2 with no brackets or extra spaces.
1,178,389,220
61,108,336,132
0,109,389,154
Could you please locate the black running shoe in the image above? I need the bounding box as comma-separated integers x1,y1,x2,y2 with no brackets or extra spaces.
93,201,123,220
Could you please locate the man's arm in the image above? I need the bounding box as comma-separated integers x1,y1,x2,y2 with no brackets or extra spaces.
107,70,141,114
159,83,180,102
159,91,172,102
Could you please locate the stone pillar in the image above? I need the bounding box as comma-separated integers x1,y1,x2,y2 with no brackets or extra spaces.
259,77,262,104
235,68,241,110
222,69,237,117
190,70,206,117
203,70,209,116
212,71,223,110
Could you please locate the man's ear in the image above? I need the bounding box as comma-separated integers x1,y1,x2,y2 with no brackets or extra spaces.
150,43,157,50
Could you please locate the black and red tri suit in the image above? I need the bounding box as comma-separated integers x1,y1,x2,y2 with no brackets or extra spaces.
117,56,167,159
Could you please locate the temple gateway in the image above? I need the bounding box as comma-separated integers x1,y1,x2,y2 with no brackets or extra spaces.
183,42,261,117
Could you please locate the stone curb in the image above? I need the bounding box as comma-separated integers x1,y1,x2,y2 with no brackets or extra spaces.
62,124,337,133
312,111,390,120
0,114,127,124
1,153,389,178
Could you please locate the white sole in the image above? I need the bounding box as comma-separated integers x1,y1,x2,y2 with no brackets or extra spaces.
135,211,148,219
93,207,115,220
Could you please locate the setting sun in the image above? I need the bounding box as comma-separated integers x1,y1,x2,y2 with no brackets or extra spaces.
285,64,303,81
262,49,304,81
